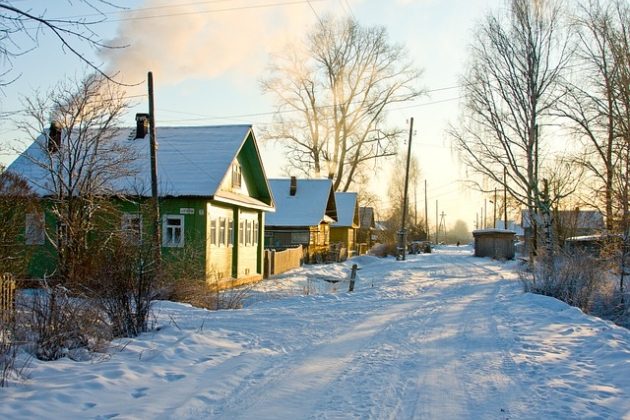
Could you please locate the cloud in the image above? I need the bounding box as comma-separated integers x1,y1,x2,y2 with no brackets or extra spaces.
99,0,326,87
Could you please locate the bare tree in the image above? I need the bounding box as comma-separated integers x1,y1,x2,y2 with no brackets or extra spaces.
262,16,423,192
555,0,630,231
0,1,125,86
451,0,572,262
15,73,135,286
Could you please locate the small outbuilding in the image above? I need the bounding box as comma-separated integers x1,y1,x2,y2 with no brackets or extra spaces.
472,229,516,260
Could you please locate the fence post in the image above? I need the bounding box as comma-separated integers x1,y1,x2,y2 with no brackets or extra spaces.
349,264,358,292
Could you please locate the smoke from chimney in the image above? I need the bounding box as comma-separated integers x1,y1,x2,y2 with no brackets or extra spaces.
98,1,336,88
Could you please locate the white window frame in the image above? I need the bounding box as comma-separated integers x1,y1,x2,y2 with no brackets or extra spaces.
163,215,185,248
231,162,242,188
210,218,218,246
253,219,259,246
121,213,142,245
25,213,45,245
228,218,234,247
219,217,227,246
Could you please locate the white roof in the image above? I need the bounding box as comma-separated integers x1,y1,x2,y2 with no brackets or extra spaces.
266,178,336,227
332,192,358,227
8,125,257,198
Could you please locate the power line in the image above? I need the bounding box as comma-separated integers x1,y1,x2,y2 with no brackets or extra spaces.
46,0,328,25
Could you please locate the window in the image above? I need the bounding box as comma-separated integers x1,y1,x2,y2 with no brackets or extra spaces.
239,220,244,246
228,218,234,246
121,213,142,245
253,220,259,246
210,218,218,246
56,222,68,246
25,213,45,245
219,217,226,246
291,231,309,244
231,162,242,188
244,219,255,246
163,215,185,247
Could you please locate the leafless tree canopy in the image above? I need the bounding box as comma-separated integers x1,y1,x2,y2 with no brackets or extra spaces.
452,0,573,210
0,1,125,87
555,0,630,230
16,73,134,284
262,16,423,192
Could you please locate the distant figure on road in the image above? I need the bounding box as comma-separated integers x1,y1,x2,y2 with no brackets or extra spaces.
456,241,460,247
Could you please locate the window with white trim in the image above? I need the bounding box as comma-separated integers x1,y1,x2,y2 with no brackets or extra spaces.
228,218,234,246
210,218,218,246
121,213,142,245
219,217,226,246
231,162,242,188
163,215,185,247
25,213,45,245
253,219,259,246
239,220,244,246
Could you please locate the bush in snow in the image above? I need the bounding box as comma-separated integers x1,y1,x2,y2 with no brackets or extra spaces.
26,283,105,361
524,250,603,313
86,239,157,339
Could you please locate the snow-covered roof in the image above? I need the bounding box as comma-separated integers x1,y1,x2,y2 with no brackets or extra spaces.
332,192,358,228
495,220,524,235
359,207,375,230
521,209,604,229
472,229,516,235
266,178,337,227
7,125,272,206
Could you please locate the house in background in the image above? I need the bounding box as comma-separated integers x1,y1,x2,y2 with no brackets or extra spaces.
7,123,275,289
521,208,604,251
330,192,359,257
265,177,337,262
357,206,376,253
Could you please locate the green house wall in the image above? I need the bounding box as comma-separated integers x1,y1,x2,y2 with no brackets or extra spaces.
21,197,266,287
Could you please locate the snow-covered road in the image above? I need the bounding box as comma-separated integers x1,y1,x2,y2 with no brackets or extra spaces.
2,246,629,419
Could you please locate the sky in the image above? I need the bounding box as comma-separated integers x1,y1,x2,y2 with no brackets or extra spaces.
0,0,504,232
1,247,629,418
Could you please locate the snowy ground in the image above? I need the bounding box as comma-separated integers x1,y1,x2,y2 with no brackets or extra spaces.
1,245,629,419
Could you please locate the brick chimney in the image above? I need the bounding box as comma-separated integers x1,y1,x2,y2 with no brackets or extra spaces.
135,113,150,139
290,176,297,196
47,121,62,153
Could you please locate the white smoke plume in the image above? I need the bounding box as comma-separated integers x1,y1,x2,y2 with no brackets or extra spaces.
99,0,343,87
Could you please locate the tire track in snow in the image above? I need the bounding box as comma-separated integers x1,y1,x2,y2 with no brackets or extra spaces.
209,299,423,420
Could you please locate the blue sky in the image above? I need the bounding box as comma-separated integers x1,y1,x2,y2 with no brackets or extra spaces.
0,0,503,231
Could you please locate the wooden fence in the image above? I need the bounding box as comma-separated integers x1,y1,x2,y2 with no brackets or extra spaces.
1,273,16,325
264,245,304,278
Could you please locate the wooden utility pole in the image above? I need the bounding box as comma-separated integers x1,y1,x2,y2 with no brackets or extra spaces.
148,71,161,266
399,117,414,261
504,167,508,231
424,179,429,242
435,200,439,245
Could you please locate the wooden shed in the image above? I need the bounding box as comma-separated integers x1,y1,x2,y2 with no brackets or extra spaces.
472,229,516,260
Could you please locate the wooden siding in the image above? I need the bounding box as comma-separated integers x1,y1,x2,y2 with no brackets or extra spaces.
330,227,356,252
206,203,233,283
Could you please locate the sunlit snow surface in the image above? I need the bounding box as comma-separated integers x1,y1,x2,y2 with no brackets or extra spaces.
1,245,629,419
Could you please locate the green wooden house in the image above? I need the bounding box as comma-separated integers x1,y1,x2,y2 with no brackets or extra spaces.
6,124,275,289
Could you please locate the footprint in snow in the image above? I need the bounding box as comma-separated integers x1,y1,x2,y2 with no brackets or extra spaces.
131,387,149,399
163,372,186,382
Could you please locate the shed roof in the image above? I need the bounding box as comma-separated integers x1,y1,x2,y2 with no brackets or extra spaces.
266,178,337,227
